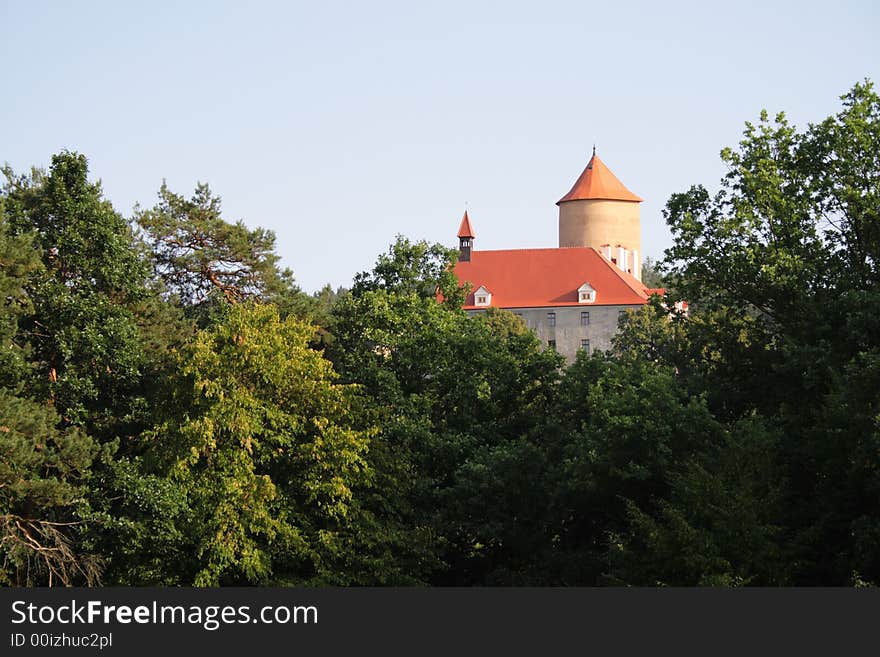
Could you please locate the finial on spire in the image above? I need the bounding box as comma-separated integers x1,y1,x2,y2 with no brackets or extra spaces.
592,143,597,157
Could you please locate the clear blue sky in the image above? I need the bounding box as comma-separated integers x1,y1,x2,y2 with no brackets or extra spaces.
2,1,878,293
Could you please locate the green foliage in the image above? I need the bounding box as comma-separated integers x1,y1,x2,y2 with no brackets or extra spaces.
352,235,467,308
608,416,789,586
145,302,372,585
804,80,880,289
328,288,562,584
136,182,315,322
3,154,148,299
0,210,42,387
547,357,724,583
653,80,880,584
664,80,880,330
0,389,100,585
2,152,150,438
79,456,191,585
136,183,277,303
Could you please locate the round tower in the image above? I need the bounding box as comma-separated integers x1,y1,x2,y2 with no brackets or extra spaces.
557,148,643,280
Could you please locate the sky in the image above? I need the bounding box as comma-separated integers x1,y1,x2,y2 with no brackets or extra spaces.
2,0,878,293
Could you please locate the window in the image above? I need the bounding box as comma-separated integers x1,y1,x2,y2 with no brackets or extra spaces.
618,309,628,323
474,285,491,307
580,311,590,326
476,295,487,305
548,340,556,350
581,339,590,353
547,311,556,327
578,282,596,304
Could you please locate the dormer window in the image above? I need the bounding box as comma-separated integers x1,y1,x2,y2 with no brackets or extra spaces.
578,282,596,304
474,285,492,307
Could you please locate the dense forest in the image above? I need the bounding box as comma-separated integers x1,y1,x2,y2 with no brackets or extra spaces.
1,81,878,587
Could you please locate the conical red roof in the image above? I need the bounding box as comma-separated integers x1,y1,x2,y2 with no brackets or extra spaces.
557,151,643,204
457,210,475,238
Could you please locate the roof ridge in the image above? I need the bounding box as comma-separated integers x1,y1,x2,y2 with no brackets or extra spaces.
470,246,594,254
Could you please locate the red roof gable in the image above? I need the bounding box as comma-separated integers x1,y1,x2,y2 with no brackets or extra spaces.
557,151,643,204
454,247,653,309
457,211,475,238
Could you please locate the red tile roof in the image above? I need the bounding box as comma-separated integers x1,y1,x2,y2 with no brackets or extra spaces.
557,151,643,204
454,247,654,309
457,211,475,238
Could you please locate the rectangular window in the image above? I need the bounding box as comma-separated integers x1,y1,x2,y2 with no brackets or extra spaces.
618,309,627,321
581,339,590,353
547,311,556,327
580,311,590,326
548,340,556,350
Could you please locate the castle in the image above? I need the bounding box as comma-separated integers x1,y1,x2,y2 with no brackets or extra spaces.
453,149,661,362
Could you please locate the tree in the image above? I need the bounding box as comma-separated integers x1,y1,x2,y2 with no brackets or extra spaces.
144,302,372,585
0,390,101,586
2,152,150,438
351,235,467,308
0,206,41,388
608,416,790,586
0,207,103,585
805,80,880,290
663,80,880,336
330,251,564,583
136,182,311,311
552,356,725,584
659,80,880,584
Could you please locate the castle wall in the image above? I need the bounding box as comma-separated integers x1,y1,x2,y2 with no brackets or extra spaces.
468,304,642,363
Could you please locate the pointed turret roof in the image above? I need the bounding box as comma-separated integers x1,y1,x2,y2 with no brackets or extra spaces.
457,210,475,238
557,149,643,204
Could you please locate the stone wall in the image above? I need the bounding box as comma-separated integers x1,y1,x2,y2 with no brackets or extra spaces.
469,304,643,362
